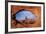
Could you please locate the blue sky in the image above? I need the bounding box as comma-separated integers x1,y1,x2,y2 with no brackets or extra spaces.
16,10,36,21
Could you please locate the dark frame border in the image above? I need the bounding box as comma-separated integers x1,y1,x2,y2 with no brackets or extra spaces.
5,1,45,34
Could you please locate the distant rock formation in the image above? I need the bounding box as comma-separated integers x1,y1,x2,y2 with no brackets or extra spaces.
16,16,35,24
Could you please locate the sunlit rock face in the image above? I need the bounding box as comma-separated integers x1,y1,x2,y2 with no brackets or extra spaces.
16,10,37,24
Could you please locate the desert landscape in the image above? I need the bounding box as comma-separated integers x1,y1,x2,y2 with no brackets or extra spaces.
11,5,41,28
